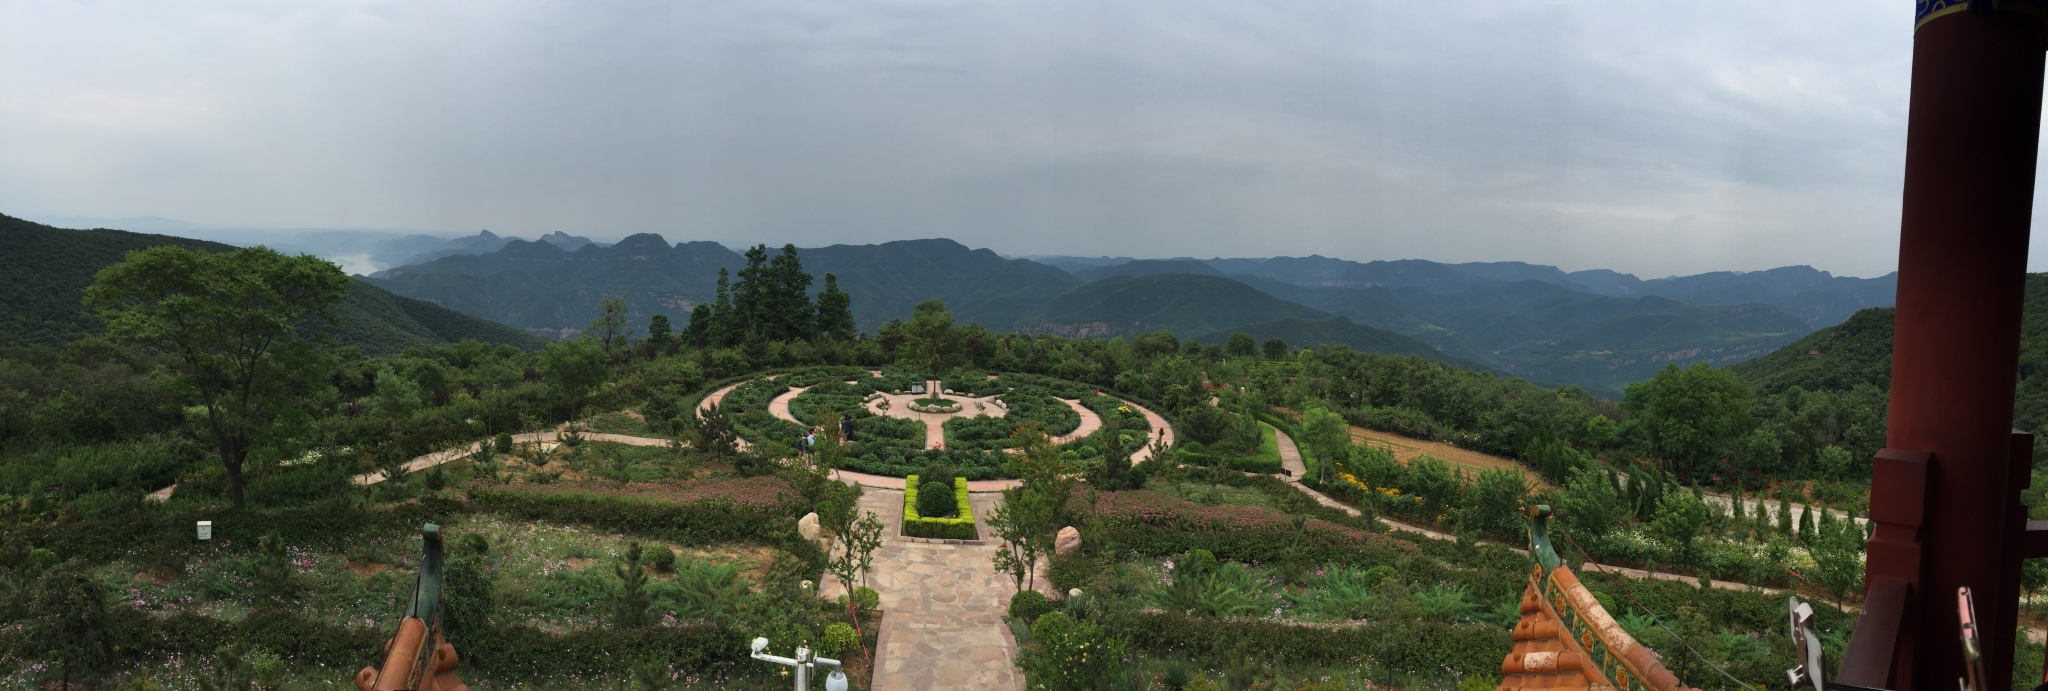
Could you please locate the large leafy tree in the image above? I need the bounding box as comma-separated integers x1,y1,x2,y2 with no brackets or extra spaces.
586,296,635,357
538,338,609,417
85,246,348,509
902,300,965,375
1622,362,1756,480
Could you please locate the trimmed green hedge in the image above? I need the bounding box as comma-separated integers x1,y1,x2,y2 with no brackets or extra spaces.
1122,611,1509,675
903,475,977,540
27,499,464,563
1227,423,1284,474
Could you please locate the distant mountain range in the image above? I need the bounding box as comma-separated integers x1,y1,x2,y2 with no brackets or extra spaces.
367,235,1079,341
0,214,544,353
16,214,607,275
20,212,1898,395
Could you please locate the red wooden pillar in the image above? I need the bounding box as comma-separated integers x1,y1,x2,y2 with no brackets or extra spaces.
1853,3,2047,690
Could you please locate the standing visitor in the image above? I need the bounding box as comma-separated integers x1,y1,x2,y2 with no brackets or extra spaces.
841,415,855,442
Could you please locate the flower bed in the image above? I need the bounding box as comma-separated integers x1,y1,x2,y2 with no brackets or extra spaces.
1066,489,1417,566
902,475,976,540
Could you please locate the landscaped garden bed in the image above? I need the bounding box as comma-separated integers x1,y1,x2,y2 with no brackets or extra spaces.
710,367,1178,479
903,474,977,540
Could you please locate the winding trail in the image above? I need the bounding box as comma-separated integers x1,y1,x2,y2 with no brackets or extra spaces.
1049,399,1100,444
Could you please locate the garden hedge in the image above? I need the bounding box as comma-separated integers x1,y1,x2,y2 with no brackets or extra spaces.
467,480,809,548
902,475,977,540
27,499,464,563
1068,488,1416,567
1122,612,1509,676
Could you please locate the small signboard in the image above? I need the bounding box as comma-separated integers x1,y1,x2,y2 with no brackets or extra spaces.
910,383,924,394
196,521,213,541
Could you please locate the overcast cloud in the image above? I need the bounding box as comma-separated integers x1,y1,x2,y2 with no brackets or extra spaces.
0,0,2011,278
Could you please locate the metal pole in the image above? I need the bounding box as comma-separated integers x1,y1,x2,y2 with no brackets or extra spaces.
1878,4,2047,690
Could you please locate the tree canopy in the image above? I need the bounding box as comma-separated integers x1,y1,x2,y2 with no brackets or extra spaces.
83,245,349,509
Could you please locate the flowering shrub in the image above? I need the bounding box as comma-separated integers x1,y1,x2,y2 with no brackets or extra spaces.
1021,612,1125,691
1068,489,1417,567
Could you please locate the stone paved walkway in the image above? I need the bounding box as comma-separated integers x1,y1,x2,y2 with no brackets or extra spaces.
822,486,1047,691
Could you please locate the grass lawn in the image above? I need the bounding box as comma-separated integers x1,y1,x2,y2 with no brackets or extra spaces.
1150,480,1281,511
1219,423,1283,474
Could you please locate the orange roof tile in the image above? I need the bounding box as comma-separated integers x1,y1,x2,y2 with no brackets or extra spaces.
1501,507,1690,691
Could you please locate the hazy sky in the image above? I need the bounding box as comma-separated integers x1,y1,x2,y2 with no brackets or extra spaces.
0,0,2015,278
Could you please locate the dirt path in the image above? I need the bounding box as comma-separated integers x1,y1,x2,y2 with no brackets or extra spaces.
1126,398,1173,465
1051,399,1100,444
698,380,748,417
1275,425,1307,478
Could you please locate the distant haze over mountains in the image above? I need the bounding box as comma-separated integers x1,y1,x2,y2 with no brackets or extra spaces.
18,212,1895,396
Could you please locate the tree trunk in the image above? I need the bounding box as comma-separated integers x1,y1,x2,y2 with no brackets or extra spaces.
223,438,246,509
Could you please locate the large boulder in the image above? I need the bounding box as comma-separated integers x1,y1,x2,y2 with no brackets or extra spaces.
1055,526,1082,556
798,512,821,541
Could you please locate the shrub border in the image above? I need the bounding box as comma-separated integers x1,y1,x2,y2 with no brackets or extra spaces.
902,475,978,541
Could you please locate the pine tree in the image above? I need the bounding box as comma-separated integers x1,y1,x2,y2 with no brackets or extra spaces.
734,245,771,342
768,244,814,341
816,273,856,340
612,542,651,629
710,267,737,347
683,303,713,346
647,313,671,346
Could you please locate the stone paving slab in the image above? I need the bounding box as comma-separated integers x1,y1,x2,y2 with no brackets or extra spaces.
823,488,1047,691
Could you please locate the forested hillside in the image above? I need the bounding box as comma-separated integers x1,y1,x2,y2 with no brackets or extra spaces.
1015,273,1326,338
0,213,543,353
369,235,1081,337
1726,277,2048,471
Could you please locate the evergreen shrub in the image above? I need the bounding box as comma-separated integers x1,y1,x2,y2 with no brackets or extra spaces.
902,475,976,540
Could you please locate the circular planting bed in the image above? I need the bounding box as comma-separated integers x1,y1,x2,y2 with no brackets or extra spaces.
909,398,961,413
713,365,1165,479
